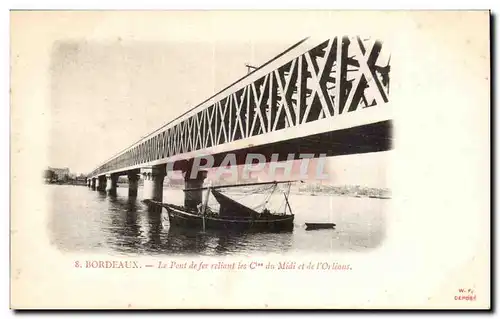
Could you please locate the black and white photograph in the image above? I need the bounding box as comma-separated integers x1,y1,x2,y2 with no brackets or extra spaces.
10,10,490,309
46,34,392,256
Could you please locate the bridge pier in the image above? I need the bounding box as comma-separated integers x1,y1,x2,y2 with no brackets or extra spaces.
184,170,208,210
127,172,140,197
106,174,119,195
141,165,166,202
91,178,97,190
96,175,107,192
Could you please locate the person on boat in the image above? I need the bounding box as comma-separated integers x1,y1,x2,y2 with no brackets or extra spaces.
261,208,271,215
197,203,214,216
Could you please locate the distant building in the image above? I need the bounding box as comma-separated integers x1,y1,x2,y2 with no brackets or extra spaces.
48,167,70,181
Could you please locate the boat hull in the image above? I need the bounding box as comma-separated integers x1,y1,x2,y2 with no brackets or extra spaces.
305,223,336,230
165,204,294,233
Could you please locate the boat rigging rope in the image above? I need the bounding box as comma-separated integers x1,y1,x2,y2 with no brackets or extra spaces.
219,184,275,201
250,184,278,210
276,196,286,215
205,183,285,213
268,182,291,214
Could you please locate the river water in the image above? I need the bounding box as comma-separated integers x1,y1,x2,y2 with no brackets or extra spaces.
48,185,387,256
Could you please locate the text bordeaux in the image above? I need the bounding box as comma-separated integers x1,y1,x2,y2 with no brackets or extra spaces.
85,260,140,269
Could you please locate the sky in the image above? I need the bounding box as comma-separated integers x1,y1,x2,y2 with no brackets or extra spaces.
49,38,390,188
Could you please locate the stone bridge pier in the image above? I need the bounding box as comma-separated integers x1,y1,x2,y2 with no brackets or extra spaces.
96,175,107,192
105,173,119,196
88,166,210,208
183,170,208,210
127,170,140,197
141,165,166,202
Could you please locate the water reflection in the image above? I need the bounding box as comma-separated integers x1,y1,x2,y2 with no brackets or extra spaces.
48,185,386,255
106,196,142,253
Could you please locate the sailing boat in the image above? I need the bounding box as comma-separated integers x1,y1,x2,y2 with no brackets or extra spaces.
161,180,296,233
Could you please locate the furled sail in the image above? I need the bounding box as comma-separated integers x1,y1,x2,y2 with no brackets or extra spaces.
211,189,259,218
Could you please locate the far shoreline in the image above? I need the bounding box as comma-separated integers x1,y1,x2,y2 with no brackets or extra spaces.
53,181,391,200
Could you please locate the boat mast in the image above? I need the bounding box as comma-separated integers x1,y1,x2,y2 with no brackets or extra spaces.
283,184,293,215
201,182,211,232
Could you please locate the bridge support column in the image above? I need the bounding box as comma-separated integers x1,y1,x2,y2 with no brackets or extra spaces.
106,174,119,195
127,172,140,197
91,178,97,190
97,175,107,192
184,170,208,210
141,165,166,202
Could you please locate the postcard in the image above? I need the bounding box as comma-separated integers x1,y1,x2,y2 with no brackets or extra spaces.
10,10,490,309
